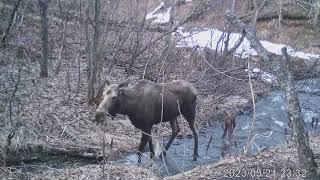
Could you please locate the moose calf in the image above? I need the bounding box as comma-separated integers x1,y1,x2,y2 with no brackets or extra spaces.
222,109,238,140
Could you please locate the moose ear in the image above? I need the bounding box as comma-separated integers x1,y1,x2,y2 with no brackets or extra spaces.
118,79,129,88
103,90,108,96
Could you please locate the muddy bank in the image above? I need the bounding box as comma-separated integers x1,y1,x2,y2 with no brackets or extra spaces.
167,137,320,180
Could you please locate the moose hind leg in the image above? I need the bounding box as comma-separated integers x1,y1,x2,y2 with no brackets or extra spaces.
190,120,199,161
164,118,180,153
184,113,199,161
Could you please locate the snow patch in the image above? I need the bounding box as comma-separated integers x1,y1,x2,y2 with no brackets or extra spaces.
146,2,319,85
260,41,320,59
245,68,277,83
146,2,171,24
176,28,320,60
274,120,285,127
146,2,164,19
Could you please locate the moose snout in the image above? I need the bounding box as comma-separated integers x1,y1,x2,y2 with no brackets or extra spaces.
95,110,105,122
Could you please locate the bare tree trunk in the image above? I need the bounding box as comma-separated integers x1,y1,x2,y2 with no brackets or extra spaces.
278,0,283,29
231,0,236,13
38,0,49,78
54,22,66,75
84,1,92,54
251,0,267,26
126,1,146,77
1,0,23,46
165,0,175,49
241,0,253,13
281,47,318,178
226,12,319,178
156,0,176,82
313,0,320,28
87,0,100,103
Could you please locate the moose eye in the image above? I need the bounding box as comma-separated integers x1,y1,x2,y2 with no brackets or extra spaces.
106,90,111,95
119,89,125,95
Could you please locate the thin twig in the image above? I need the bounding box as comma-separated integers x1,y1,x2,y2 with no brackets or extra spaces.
244,59,256,155
9,66,22,123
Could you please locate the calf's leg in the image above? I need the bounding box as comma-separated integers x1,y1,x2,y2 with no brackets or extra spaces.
222,124,227,139
232,119,236,133
227,124,233,140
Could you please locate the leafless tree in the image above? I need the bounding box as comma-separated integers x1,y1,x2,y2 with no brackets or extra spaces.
241,0,319,28
226,11,319,178
38,0,49,78
1,0,23,46
87,0,101,103
281,47,318,177
313,0,320,28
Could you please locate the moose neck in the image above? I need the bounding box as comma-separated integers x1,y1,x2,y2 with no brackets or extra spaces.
117,88,138,117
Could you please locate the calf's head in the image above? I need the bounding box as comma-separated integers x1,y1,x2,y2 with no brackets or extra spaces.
95,79,129,122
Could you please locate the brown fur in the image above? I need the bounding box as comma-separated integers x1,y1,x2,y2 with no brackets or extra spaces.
96,79,199,161
222,109,238,140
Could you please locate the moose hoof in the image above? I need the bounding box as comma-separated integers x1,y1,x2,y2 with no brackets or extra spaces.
162,151,167,156
150,152,155,159
137,153,142,163
159,151,167,159
193,154,199,161
193,156,198,161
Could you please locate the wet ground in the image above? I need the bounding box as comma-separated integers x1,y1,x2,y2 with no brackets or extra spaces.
116,87,320,176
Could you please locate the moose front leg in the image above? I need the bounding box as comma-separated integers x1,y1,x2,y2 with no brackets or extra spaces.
145,128,155,159
147,134,155,159
137,132,148,163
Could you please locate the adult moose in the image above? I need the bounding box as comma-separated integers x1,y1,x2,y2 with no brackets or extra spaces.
95,79,199,161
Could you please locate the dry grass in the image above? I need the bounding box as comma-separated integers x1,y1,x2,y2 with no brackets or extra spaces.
4,164,160,180
0,0,318,179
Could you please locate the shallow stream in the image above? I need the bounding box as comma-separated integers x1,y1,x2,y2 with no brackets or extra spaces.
116,79,320,176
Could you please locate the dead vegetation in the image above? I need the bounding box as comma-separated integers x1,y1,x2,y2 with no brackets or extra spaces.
0,0,319,179
5,137,320,180
4,164,161,180
167,136,320,180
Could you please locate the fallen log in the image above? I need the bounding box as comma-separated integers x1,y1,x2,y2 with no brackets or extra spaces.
240,0,314,22
4,142,113,166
